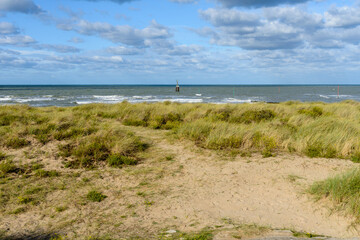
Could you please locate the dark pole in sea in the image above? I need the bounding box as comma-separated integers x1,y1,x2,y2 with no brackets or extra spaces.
176,80,180,92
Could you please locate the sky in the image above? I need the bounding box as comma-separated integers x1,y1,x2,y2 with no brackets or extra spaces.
0,0,359,85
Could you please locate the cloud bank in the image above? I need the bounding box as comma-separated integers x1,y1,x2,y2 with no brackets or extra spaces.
216,0,310,8
0,0,42,14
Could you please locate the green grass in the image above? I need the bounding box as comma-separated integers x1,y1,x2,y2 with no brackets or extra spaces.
0,151,6,161
0,160,17,174
17,196,33,204
86,190,107,202
3,102,360,159
35,169,60,178
107,154,138,168
5,137,30,149
309,167,360,221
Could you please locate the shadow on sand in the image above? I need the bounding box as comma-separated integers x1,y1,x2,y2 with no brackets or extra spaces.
0,232,59,240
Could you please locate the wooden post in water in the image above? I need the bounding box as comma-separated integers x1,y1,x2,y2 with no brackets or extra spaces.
337,85,340,98
176,80,180,92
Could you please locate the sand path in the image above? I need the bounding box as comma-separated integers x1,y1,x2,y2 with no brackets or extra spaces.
125,126,359,238
1,125,359,239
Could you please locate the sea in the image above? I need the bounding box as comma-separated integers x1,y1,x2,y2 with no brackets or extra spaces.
0,85,359,107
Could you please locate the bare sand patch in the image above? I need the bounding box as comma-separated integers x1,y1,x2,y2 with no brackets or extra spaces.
0,126,358,239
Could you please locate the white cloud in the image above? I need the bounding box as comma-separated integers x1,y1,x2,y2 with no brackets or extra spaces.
216,0,310,8
0,22,19,34
325,5,360,28
0,35,36,46
63,19,172,47
0,0,42,14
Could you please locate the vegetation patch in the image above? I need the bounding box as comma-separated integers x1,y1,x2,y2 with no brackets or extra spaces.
35,169,60,178
17,196,33,204
0,160,17,175
309,168,360,221
0,151,6,161
107,154,138,168
230,109,276,124
86,190,107,202
305,142,337,158
298,106,323,118
5,137,30,149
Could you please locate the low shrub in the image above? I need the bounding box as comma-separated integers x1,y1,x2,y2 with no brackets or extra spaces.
123,118,147,127
230,109,276,124
298,106,323,118
351,152,360,163
58,143,74,158
305,142,337,158
53,127,95,140
305,142,322,158
35,134,50,145
0,152,6,161
12,207,26,214
0,160,17,174
55,206,68,212
107,154,138,168
213,107,232,121
35,169,60,178
0,114,22,126
59,130,147,168
18,196,32,204
150,112,182,129
5,137,30,149
206,135,243,150
87,190,107,202
73,137,111,168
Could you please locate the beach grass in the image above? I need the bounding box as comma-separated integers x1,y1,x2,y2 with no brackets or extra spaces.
1,101,360,159
309,167,360,221
1,101,360,238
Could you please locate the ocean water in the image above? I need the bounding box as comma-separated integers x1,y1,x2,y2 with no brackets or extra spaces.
0,85,359,107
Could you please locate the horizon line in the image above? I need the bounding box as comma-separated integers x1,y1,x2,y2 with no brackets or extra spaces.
0,84,358,87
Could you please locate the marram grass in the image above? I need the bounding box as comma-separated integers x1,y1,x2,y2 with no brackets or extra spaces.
309,168,360,221
1,100,360,159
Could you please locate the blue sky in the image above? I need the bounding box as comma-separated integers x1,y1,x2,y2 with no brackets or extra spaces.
0,0,359,84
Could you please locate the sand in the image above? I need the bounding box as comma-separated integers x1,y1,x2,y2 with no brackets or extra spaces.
0,125,358,239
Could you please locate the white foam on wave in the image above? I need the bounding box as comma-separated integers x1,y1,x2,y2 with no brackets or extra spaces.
55,97,67,101
93,95,125,101
15,97,53,103
132,95,153,100
165,98,203,103
224,98,252,103
328,94,353,98
319,95,330,99
76,101,93,105
0,96,12,101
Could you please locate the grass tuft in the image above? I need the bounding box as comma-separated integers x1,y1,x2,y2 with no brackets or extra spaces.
107,154,138,168
0,152,6,161
35,169,60,178
298,106,323,118
0,160,17,174
309,168,360,221
5,137,30,149
86,190,107,202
